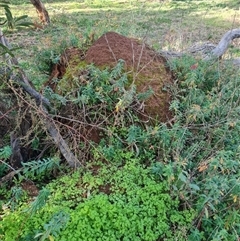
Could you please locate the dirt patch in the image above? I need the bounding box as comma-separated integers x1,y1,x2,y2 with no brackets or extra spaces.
46,31,174,148
21,180,39,197
49,32,173,122
46,47,85,91
85,32,172,122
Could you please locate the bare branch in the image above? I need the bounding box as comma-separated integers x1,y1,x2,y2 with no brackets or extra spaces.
0,169,21,185
159,28,240,66
42,106,81,168
207,28,240,59
0,29,80,168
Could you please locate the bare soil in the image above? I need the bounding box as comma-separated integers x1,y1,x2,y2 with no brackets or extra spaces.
50,31,173,122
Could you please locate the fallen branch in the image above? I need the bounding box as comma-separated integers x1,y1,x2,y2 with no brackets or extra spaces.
0,157,21,185
206,28,240,60
42,106,80,168
160,42,216,59
0,169,21,185
0,29,80,168
160,28,240,66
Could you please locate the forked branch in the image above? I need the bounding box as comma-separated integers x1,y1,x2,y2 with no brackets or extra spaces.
0,29,80,168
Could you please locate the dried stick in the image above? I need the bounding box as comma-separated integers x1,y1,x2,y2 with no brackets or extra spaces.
160,28,240,66
0,29,80,168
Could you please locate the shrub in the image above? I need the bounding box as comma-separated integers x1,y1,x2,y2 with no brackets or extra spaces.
0,160,194,241
167,57,240,240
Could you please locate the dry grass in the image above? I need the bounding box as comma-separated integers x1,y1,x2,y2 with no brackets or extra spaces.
1,0,239,86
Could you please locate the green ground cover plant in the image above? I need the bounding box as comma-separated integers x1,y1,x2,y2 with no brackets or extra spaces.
0,0,239,240
0,160,195,241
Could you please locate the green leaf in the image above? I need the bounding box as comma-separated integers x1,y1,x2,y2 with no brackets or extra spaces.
179,172,187,183
189,183,200,191
14,15,28,22
0,19,7,25
4,7,13,20
25,188,50,216
15,22,34,29
0,145,12,159
0,4,10,9
0,43,15,57
204,207,209,219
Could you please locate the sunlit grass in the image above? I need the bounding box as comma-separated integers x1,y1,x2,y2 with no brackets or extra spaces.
8,0,240,37
1,0,238,85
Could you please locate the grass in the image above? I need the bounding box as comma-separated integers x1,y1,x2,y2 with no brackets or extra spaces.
1,0,238,87
5,1,240,43
0,1,240,240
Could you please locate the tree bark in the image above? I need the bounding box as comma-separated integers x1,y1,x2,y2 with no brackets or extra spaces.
30,0,50,25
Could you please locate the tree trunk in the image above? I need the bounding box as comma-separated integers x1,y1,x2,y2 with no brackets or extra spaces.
30,0,50,25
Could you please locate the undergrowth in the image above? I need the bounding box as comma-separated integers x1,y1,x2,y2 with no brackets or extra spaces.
1,56,239,240
0,1,240,240
167,56,240,240
0,160,195,241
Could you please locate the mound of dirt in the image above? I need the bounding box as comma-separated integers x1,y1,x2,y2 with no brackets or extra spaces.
46,47,85,91
85,32,172,122
48,32,173,122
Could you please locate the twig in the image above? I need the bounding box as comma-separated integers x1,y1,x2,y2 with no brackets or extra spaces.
0,158,22,185
0,28,80,168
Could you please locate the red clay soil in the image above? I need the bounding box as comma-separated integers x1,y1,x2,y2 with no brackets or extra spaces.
85,32,172,122
47,47,85,91
48,32,173,122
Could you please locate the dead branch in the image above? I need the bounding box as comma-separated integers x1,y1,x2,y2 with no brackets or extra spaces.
160,28,240,66
0,29,80,168
0,157,21,185
0,169,21,185
206,28,240,60
42,106,81,168
160,42,216,59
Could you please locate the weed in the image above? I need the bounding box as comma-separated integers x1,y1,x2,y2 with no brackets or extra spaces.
0,161,195,241
0,1,239,240
0,0,32,31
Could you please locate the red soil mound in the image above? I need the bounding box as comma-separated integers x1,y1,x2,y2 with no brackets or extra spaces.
85,32,172,122
48,32,173,122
